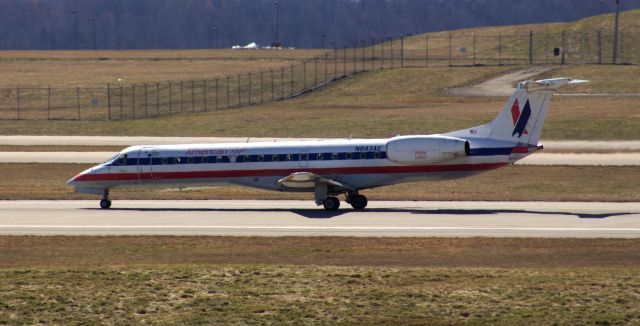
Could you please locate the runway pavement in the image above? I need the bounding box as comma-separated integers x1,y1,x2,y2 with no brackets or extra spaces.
1,200,639,238
0,151,637,165
2,136,640,151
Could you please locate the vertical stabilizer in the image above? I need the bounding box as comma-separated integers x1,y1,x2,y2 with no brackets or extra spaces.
446,78,587,145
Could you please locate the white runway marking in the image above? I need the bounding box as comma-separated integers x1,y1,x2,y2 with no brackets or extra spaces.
1,200,639,237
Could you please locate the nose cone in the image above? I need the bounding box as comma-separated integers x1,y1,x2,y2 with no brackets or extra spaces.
67,174,80,187
67,167,94,187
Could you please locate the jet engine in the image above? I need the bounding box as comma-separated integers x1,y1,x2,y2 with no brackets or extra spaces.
386,135,470,164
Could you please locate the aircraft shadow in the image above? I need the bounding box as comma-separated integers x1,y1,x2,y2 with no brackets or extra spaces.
87,207,633,219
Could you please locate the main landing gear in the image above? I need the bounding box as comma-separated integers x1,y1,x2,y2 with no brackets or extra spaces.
99,189,111,209
321,194,369,211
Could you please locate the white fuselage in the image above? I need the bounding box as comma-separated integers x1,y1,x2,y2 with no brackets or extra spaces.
68,137,530,193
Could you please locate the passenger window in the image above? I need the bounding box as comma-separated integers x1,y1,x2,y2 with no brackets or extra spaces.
257,155,264,162
161,157,168,165
331,153,338,160
216,156,223,163
301,153,308,161
286,154,292,161
202,156,208,163
346,153,352,160
272,154,279,162
175,157,181,164
188,157,195,164
374,152,381,159
316,153,323,160
360,152,366,159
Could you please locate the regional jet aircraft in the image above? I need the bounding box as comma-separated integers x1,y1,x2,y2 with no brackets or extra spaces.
68,77,586,210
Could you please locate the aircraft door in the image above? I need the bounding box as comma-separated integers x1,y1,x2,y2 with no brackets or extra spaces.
138,147,155,181
299,150,309,168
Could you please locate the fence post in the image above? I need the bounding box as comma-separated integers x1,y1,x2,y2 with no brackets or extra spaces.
119,86,123,119
260,71,264,104
472,33,476,66
620,31,624,63
16,87,20,120
381,39,385,69
132,85,136,118
107,83,111,120
237,75,241,107
156,83,160,115
390,38,394,69
324,53,328,83
561,30,566,65
203,80,207,111
76,87,80,120
343,46,347,76
333,48,338,78
529,30,533,64
498,34,502,66
248,73,252,105
144,83,148,117
215,79,219,110
270,70,275,101
180,81,184,113
371,39,375,71
353,42,357,73
290,65,295,97
425,35,429,67
280,68,284,99
448,35,452,66
400,35,404,68
361,40,366,71
597,30,602,64
226,76,230,108
314,57,318,88
169,82,172,113
191,80,195,112
303,61,306,90
47,87,51,120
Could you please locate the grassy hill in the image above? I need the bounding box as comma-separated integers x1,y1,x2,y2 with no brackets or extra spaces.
402,9,640,65
0,11,639,139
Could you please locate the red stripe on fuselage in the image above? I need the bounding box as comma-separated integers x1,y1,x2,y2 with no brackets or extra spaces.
73,163,507,182
511,146,529,154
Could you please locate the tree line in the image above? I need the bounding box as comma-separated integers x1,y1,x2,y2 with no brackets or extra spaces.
1,0,639,50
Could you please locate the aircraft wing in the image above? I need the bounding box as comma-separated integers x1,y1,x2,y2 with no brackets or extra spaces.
277,172,355,192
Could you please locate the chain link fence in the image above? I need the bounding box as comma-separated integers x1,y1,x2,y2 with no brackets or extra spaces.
1,29,637,121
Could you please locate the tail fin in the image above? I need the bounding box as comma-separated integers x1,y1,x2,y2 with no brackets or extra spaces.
447,77,587,145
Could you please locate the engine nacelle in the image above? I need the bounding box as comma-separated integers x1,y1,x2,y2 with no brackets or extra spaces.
386,135,470,165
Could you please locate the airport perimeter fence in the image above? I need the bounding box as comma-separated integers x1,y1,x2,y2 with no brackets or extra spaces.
1,29,637,121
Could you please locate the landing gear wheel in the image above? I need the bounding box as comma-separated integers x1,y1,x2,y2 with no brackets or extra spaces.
350,195,368,210
323,197,340,211
100,199,112,209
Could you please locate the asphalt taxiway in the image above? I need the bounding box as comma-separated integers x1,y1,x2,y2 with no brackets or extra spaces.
1,200,639,238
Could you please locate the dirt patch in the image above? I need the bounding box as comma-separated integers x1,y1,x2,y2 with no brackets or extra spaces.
449,65,555,97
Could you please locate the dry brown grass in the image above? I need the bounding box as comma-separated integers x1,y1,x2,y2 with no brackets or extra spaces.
3,236,640,269
2,66,639,139
1,163,638,202
0,49,324,88
0,145,122,152
2,237,640,324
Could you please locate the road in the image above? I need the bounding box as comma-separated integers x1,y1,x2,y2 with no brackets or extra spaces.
2,136,640,151
1,200,639,238
0,151,637,165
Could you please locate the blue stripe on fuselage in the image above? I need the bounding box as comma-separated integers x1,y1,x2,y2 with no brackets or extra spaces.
468,147,513,156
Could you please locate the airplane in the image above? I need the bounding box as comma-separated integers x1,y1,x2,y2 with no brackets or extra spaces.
68,77,587,210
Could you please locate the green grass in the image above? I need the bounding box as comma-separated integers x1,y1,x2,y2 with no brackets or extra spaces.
2,236,640,325
1,66,639,139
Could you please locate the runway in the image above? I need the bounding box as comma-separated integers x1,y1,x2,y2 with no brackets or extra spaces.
1,200,639,238
2,136,640,151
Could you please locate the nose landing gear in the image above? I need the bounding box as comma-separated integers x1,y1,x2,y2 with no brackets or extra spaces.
99,189,111,209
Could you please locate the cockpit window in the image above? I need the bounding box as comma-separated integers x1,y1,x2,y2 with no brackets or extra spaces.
107,153,127,166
